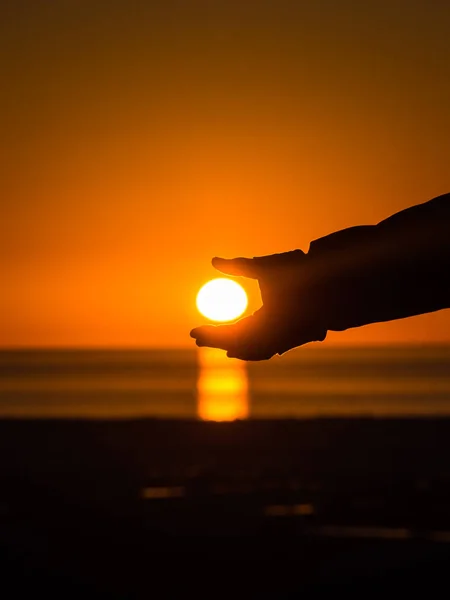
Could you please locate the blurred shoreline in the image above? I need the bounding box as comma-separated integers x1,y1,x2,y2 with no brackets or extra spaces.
2,347,450,592
2,417,450,595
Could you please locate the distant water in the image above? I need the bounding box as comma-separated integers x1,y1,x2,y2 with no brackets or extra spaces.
0,346,450,419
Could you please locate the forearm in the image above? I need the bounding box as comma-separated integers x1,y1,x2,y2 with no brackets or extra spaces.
307,193,450,331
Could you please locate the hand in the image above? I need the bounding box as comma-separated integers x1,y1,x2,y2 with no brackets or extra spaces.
190,250,328,360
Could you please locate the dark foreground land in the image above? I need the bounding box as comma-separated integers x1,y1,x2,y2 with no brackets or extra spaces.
1,418,450,597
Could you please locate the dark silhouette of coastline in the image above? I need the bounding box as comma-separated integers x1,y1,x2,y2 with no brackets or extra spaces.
1,418,450,596
191,193,450,359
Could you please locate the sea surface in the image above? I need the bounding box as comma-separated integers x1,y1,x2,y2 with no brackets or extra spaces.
0,345,449,419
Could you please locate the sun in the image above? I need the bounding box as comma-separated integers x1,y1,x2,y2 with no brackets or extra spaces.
196,278,248,322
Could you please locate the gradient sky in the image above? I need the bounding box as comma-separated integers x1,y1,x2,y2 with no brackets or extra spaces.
1,1,449,347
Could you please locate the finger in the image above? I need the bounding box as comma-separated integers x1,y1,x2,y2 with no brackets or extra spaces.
212,257,261,279
191,312,280,358
190,323,239,352
212,250,307,279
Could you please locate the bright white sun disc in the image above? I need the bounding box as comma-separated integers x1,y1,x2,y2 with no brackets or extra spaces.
196,278,248,322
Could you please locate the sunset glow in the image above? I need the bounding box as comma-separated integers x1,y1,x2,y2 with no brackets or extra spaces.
2,2,450,347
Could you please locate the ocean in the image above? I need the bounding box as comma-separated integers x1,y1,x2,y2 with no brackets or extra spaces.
1,345,450,419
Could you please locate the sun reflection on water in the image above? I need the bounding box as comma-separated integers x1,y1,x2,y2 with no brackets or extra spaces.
197,348,249,421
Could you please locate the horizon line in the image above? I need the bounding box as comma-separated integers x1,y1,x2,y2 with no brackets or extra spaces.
1,342,450,352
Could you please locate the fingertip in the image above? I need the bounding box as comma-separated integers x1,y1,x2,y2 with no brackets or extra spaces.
212,256,260,278
212,256,226,270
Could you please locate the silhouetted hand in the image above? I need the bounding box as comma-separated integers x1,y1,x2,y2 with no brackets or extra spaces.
190,251,328,360
191,195,450,360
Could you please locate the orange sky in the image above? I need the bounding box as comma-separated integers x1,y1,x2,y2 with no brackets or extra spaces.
1,1,450,347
